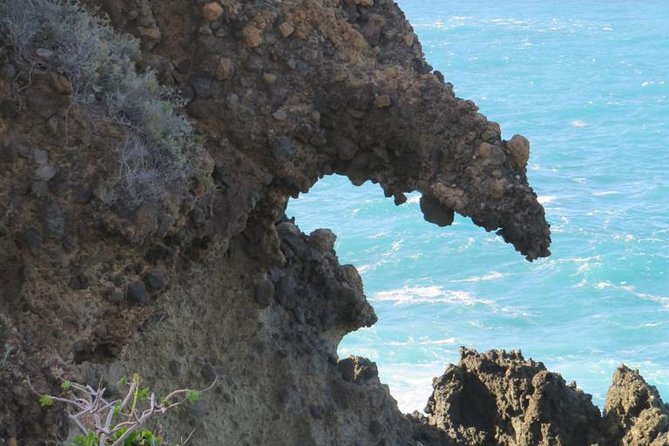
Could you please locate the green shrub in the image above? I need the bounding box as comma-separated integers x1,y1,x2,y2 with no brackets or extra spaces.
0,0,201,209
35,373,216,446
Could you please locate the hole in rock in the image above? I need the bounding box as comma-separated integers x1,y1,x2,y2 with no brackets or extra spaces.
286,175,524,412
286,174,543,413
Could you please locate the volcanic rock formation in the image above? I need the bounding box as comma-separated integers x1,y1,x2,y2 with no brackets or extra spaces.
421,348,603,446
0,0,664,445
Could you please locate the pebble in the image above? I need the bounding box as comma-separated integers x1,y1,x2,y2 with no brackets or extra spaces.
32,148,48,165
272,109,288,121
198,25,213,36
263,73,277,84
35,164,56,181
127,281,149,304
145,269,167,291
242,25,263,48
16,144,31,159
374,94,391,108
278,22,295,38
139,27,162,48
215,57,235,80
203,2,224,22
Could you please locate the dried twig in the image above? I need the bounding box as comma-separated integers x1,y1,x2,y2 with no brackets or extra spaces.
30,375,217,445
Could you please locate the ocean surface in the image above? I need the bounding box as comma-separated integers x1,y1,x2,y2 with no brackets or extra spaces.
287,0,669,412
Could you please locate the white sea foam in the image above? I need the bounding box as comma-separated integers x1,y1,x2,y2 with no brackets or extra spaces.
612,234,635,242
593,282,669,309
453,271,505,282
489,18,531,27
373,286,486,305
371,285,529,317
357,264,372,274
632,290,669,309
406,194,421,204
379,363,445,413
566,255,602,263
642,80,665,88
537,195,557,205
592,190,622,196
385,337,458,347
570,120,588,128
430,337,458,345
550,216,570,233
357,239,404,275
370,231,391,239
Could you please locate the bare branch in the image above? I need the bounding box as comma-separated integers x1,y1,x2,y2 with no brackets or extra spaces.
34,374,215,444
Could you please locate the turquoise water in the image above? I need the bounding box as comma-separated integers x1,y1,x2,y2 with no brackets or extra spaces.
288,0,669,412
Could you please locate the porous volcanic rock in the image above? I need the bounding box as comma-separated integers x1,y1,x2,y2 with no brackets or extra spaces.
422,348,603,446
602,366,669,446
0,0,660,444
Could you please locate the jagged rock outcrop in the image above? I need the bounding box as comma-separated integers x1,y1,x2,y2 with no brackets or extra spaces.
0,0,664,445
418,350,669,446
421,348,603,446
602,366,669,445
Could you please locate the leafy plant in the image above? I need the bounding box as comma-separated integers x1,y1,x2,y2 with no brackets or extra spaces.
39,394,54,407
32,375,216,446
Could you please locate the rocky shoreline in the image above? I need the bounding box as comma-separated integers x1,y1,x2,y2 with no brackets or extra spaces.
0,0,665,444
415,348,669,445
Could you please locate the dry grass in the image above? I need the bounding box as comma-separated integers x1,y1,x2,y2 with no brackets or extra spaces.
0,0,201,209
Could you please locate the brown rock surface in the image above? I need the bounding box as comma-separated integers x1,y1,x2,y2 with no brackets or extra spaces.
422,348,603,446
0,0,661,445
203,2,224,22
602,366,669,446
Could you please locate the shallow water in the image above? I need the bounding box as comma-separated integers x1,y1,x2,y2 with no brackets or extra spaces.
287,0,669,412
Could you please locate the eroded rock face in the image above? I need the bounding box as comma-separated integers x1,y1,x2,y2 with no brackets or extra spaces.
423,348,603,446
602,366,669,445
3,0,662,444
81,0,550,261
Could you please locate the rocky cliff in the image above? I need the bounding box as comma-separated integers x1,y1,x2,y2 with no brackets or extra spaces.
0,0,665,445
